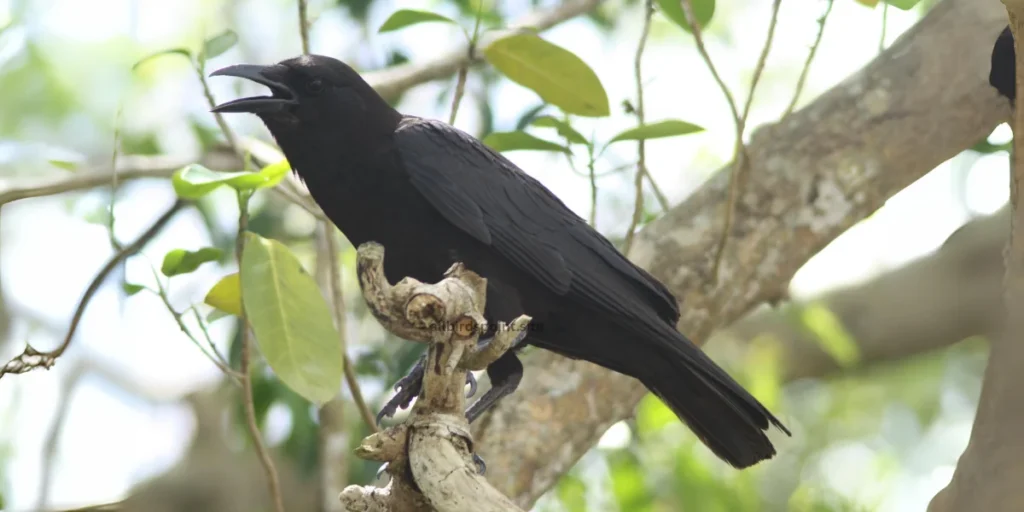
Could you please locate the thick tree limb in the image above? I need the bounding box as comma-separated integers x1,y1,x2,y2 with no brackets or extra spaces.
340,243,529,512
471,0,1010,507
928,3,1024,509
718,208,1007,382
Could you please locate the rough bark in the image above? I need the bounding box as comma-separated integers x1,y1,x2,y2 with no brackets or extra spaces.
718,208,1007,382
339,243,528,512
927,3,1024,509
471,0,1010,507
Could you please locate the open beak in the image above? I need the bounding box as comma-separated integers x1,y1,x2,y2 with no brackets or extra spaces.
209,64,297,114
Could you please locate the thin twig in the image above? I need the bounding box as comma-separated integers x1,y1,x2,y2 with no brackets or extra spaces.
0,201,186,379
108,105,124,251
189,306,233,368
298,0,311,55
587,147,599,227
196,64,240,153
784,0,833,117
321,226,379,433
644,172,670,211
448,3,485,125
147,270,241,380
449,67,470,125
622,0,654,256
879,2,889,54
320,228,374,428
236,191,286,512
343,357,375,432
684,0,782,283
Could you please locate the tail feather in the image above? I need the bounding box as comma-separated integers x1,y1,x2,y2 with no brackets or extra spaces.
641,346,790,469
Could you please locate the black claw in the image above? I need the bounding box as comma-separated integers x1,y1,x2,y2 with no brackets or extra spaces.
375,405,395,427
472,453,486,475
465,372,478,398
376,359,427,425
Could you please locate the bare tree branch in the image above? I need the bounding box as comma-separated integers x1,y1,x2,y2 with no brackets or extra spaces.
0,152,237,207
716,207,1006,382
0,200,187,378
470,0,1009,506
340,243,529,511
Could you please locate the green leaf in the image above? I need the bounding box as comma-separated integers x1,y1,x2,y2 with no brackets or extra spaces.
171,163,286,200
161,247,224,277
204,273,242,316
48,159,78,172
240,233,343,405
257,159,291,189
656,0,714,33
531,116,588,145
884,0,922,9
378,9,456,33
483,131,570,154
122,283,146,296
556,473,588,512
132,48,192,71
635,393,675,435
484,33,609,117
799,302,861,368
972,140,1012,154
202,30,238,60
608,119,705,144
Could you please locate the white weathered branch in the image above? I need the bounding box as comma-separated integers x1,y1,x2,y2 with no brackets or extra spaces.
340,242,528,512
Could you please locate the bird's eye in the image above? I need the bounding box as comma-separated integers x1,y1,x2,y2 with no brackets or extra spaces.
307,79,324,94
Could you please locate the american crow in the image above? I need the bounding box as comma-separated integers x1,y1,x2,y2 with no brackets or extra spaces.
211,55,790,468
991,26,1015,103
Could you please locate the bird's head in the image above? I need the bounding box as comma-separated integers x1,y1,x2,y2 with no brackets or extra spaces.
210,54,398,138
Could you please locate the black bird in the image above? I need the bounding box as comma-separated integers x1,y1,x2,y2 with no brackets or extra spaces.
211,55,790,468
991,26,1016,104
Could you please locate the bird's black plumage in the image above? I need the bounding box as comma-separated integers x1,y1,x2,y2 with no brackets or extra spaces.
991,26,1016,103
211,54,790,468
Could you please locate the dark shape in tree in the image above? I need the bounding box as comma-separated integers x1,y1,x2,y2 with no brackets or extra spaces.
210,54,790,468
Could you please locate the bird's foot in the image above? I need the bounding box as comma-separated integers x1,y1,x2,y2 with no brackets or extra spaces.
376,362,425,426
377,358,479,425
465,371,478,398
472,453,486,475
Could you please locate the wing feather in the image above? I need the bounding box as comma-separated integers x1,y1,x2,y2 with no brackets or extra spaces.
394,117,680,324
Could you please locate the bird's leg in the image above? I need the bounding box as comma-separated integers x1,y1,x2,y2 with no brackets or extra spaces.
377,351,479,425
376,353,425,425
466,350,524,424
462,349,525,476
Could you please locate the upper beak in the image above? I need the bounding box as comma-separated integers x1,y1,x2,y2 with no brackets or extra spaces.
209,64,297,114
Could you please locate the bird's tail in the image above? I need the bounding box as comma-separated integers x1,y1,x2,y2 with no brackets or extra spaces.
639,336,790,468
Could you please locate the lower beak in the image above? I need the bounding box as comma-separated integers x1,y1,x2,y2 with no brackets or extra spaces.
209,64,297,114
